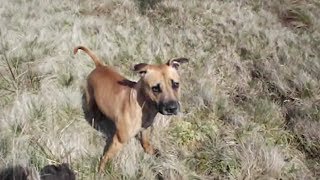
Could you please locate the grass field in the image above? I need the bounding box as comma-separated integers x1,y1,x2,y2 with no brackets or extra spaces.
0,0,319,179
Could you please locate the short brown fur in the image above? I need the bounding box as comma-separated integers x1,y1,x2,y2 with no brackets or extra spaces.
74,46,188,173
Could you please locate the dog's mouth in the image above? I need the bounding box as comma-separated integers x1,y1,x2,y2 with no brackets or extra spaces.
159,110,178,116
158,101,180,115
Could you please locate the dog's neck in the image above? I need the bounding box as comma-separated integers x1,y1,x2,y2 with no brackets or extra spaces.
132,80,158,128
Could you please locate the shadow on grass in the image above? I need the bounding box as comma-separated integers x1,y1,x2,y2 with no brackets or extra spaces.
134,0,163,14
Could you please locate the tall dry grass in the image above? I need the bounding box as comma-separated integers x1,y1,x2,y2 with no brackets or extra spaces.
0,0,319,179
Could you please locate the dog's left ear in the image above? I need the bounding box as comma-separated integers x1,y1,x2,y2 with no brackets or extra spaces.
134,63,149,77
166,57,189,70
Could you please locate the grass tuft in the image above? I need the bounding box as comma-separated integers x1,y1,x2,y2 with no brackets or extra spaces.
0,0,319,179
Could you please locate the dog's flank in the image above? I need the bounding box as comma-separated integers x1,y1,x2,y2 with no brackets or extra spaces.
74,46,188,173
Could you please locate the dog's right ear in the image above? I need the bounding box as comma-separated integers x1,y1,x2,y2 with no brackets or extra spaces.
134,63,149,77
166,57,189,70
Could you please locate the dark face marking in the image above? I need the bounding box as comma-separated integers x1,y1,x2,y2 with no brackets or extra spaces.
151,83,161,93
171,80,179,90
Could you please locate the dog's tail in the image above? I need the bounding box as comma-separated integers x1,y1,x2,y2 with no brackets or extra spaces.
74,46,103,67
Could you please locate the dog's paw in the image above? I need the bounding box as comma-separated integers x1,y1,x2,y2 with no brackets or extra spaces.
143,145,161,157
97,167,103,174
97,161,106,174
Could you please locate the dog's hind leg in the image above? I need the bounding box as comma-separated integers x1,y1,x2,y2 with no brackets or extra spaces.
98,133,124,173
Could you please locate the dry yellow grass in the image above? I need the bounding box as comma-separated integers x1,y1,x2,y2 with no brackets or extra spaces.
0,0,319,179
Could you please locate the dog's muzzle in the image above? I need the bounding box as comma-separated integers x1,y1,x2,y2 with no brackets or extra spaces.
158,101,180,115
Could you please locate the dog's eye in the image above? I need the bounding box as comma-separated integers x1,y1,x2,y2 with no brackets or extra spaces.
172,81,179,89
152,84,161,93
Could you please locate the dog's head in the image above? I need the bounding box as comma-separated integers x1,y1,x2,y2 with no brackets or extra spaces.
134,58,189,115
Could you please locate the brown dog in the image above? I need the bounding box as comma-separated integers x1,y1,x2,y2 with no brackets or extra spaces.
74,46,188,173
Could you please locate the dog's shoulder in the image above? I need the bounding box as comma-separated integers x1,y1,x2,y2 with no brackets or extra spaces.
118,79,137,88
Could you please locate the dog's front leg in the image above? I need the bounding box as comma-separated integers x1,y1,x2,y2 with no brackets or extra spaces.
139,127,156,155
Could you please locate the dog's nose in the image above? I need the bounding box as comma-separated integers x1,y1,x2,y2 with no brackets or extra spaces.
159,101,179,115
165,101,178,114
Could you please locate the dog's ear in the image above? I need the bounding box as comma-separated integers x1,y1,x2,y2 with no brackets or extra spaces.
134,63,149,77
166,57,189,70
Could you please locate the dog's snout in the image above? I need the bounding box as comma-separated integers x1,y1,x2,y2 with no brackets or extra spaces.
159,101,179,115
165,101,178,114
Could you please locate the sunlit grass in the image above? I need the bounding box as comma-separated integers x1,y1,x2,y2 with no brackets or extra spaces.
0,0,319,179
